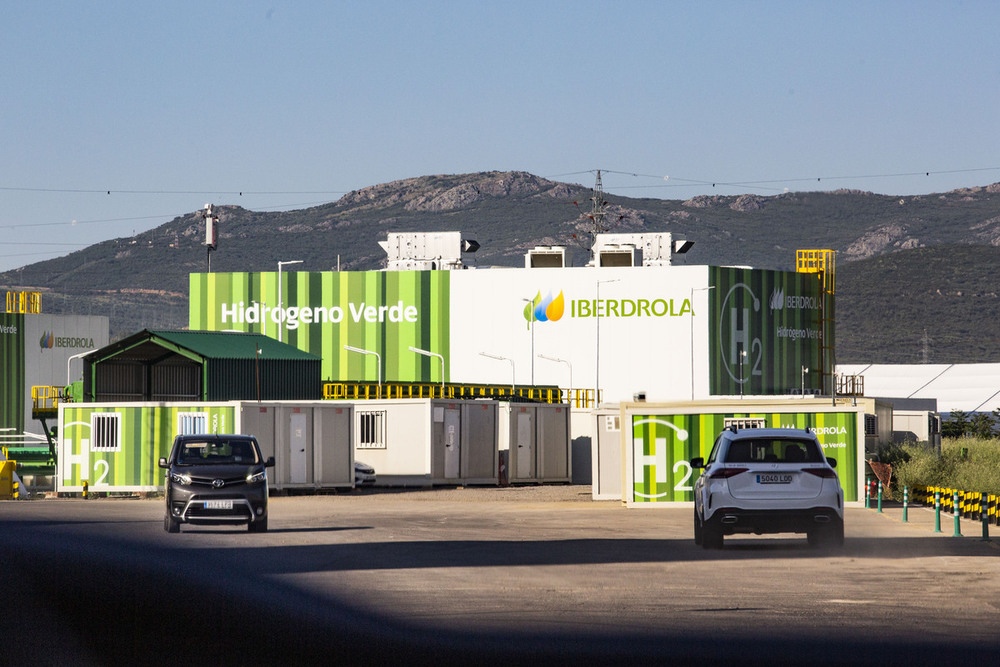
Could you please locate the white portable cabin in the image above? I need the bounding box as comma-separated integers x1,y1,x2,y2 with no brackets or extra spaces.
499,402,572,484
334,398,500,486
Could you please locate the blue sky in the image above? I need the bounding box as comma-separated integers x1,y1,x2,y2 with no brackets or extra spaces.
3,1,1000,272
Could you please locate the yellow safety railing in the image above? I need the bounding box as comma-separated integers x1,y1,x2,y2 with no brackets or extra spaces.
31,386,61,413
322,382,596,408
6,291,42,314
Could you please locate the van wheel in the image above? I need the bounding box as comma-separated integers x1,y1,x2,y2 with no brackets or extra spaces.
694,508,704,546
248,517,268,533
164,514,180,533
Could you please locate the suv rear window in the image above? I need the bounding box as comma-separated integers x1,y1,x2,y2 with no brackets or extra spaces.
176,439,259,465
724,438,823,464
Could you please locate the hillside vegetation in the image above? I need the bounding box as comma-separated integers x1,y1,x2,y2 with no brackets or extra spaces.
3,171,1000,362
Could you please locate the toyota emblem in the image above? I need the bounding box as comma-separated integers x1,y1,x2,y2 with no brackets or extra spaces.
212,479,225,488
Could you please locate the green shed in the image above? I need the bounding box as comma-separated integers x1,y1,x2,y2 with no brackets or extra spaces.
82,330,321,402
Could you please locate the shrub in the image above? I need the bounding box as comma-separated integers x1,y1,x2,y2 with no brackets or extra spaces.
887,437,1000,497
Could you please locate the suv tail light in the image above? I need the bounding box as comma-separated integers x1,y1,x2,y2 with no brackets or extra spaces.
804,467,838,478
708,467,748,479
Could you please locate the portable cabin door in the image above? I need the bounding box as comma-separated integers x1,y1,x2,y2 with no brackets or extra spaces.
444,407,461,479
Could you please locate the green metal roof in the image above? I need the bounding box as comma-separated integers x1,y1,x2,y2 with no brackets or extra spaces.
146,330,321,361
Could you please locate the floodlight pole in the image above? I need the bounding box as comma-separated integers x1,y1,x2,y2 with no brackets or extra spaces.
537,353,572,402
521,298,535,385
739,349,747,398
277,260,303,342
595,278,619,406
409,346,445,396
480,352,515,395
690,286,715,400
344,345,381,393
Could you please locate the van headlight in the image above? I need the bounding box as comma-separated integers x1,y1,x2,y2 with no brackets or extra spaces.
246,469,267,484
170,472,192,485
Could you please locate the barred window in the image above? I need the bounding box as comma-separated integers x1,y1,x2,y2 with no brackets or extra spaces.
724,418,767,430
92,413,121,451
357,410,387,449
864,414,877,436
177,412,208,435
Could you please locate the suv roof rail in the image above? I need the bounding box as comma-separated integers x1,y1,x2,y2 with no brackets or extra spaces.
728,424,739,433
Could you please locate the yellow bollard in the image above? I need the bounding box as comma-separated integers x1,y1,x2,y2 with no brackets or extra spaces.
82,480,89,499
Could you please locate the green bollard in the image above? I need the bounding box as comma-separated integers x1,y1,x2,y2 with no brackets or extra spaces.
953,491,962,537
982,492,991,542
865,477,871,509
877,480,883,513
934,491,942,533
902,486,908,523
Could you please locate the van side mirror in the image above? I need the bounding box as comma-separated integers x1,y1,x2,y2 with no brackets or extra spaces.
266,456,275,468
158,457,169,469
691,457,705,469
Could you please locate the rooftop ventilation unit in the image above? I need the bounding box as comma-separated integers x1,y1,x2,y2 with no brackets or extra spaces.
588,232,692,267
525,246,566,268
378,232,479,271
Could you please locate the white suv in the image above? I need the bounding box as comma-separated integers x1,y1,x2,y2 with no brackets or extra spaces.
692,427,844,549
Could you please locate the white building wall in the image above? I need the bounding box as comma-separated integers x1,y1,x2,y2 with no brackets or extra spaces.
448,265,710,403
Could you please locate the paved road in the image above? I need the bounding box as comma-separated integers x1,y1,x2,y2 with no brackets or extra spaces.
2,487,999,665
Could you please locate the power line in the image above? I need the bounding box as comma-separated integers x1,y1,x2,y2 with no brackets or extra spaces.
548,166,1000,193
0,186,349,196
0,199,339,231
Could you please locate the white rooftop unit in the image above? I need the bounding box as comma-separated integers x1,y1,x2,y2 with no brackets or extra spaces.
587,232,692,267
524,246,566,268
378,232,478,271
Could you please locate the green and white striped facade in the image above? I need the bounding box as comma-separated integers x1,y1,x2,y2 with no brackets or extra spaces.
59,402,237,491
189,265,828,402
1,313,108,438
626,403,863,505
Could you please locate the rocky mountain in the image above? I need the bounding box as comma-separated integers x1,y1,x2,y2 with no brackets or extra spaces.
2,170,1000,362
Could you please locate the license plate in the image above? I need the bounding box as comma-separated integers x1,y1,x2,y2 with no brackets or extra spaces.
204,499,233,510
756,474,792,484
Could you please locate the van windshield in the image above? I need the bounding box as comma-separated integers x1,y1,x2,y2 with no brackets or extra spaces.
176,439,259,465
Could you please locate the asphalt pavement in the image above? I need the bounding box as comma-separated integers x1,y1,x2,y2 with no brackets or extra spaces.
2,486,999,666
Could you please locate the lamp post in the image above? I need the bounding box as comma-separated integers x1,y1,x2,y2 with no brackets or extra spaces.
537,353,572,403
739,349,747,398
344,345,381,394
409,346,445,396
595,278,619,407
66,349,97,387
277,260,303,342
690,286,715,400
480,352,515,395
521,298,535,386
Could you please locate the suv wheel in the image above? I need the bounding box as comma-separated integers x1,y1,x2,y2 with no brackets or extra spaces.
247,517,268,533
702,522,724,550
164,513,180,534
808,521,844,548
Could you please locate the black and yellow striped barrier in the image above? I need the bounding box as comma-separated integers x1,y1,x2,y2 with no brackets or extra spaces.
913,486,1000,526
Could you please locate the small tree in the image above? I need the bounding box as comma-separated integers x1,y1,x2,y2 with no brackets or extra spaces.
942,410,970,438
970,412,999,439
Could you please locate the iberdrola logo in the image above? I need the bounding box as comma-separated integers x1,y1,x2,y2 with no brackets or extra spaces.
523,291,565,328
40,331,54,349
